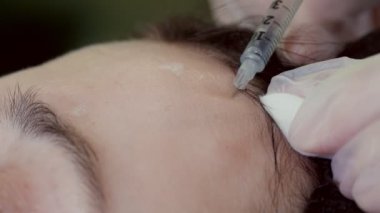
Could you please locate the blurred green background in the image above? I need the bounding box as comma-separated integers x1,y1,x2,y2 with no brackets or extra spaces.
0,0,211,74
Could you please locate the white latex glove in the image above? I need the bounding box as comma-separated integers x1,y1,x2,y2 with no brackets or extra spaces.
209,0,380,65
263,54,380,212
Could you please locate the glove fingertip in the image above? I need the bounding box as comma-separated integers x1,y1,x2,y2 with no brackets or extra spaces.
288,125,334,159
278,25,345,66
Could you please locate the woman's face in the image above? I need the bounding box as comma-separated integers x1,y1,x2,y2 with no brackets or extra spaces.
0,40,313,212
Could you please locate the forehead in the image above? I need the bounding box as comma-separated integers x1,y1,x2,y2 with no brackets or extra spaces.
0,40,272,152
0,39,315,212
7,40,236,93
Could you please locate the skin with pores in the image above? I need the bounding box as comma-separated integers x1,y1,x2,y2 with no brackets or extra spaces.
0,40,314,212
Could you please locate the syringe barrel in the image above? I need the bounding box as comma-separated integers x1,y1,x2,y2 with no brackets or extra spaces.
240,0,303,66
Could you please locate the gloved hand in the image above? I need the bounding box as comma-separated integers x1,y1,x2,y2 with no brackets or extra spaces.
209,0,380,65
271,54,380,212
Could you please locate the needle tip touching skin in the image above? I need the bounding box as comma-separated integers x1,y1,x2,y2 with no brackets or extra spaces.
234,59,259,89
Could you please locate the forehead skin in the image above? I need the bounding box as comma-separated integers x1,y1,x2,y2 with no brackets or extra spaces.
0,40,312,212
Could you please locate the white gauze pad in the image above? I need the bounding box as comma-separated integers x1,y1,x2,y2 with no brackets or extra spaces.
260,93,303,137
258,57,357,156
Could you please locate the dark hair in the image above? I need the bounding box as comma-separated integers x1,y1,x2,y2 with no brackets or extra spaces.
141,17,369,212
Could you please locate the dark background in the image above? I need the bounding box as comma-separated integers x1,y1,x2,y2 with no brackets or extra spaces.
0,0,210,75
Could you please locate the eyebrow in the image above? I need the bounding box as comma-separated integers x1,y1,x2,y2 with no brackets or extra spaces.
1,86,104,210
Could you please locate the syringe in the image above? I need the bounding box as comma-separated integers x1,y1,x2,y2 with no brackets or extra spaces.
234,0,303,90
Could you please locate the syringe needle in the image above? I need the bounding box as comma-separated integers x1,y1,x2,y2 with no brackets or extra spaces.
234,55,266,90
234,0,303,90
234,60,258,90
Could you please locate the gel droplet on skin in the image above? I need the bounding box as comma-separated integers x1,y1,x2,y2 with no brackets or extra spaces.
159,63,185,77
71,104,88,117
